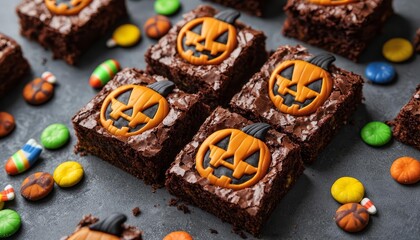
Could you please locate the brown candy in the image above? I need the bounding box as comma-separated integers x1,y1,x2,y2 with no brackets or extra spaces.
22,78,54,105
335,203,369,232
21,172,54,201
144,15,172,39
0,112,15,138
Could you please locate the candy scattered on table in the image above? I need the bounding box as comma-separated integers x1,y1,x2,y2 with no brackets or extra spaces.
0,185,15,202
154,0,181,15
40,123,70,150
360,197,377,215
163,231,193,240
89,59,121,89
335,203,369,233
383,38,414,63
5,139,43,175
23,77,55,105
331,177,365,204
390,156,420,185
144,15,172,39
0,112,15,138
361,121,392,147
0,209,21,238
21,172,54,201
53,161,84,188
41,71,57,84
106,24,141,48
365,62,396,84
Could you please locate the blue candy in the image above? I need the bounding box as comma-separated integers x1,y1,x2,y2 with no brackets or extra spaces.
365,62,396,84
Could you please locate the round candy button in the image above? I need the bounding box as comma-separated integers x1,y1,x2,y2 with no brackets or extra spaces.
163,231,193,240
144,15,172,39
54,161,84,188
390,156,420,185
0,112,15,138
21,172,54,201
361,121,392,147
365,62,396,84
331,177,365,204
0,209,21,238
107,24,141,48
41,123,70,149
154,0,181,16
335,203,369,233
383,38,414,62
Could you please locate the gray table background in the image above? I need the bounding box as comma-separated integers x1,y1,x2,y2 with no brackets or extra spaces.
1,0,420,239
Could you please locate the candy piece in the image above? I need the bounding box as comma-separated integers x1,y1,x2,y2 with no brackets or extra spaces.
23,77,55,105
163,231,193,240
5,139,43,175
0,185,15,202
331,177,365,204
0,209,21,238
361,121,392,147
383,38,414,62
144,15,172,39
390,156,420,185
154,0,181,15
54,161,84,188
106,24,141,48
335,203,369,233
0,112,15,138
41,71,57,84
89,59,121,89
360,198,377,215
40,123,70,149
0,201,3,210
365,62,396,84
21,172,54,201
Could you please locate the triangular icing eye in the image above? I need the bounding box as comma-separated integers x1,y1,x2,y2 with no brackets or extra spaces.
117,89,132,105
280,65,294,79
142,103,159,119
306,78,323,93
214,31,229,44
288,84,297,92
215,135,231,150
190,24,202,35
243,151,260,168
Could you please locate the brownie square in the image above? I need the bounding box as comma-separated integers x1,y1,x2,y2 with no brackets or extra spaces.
145,5,267,107
205,0,265,16
0,33,29,97
415,28,420,54
283,0,394,61
389,85,420,150
166,107,304,236
230,45,364,163
72,68,208,185
16,0,127,65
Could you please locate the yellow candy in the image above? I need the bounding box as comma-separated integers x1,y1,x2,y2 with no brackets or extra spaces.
331,177,365,204
53,161,84,188
107,24,141,48
382,38,413,62
0,201,4,210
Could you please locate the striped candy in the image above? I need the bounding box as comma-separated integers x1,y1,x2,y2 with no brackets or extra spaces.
89,59,121,89
41,71,57,84
360,197,377,215
0,185,15,202
5,139,43,175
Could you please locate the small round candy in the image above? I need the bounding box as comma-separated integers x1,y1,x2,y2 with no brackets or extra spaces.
390,156,420,185
154,0,181,16
21,172,54,201
144,15,172,39
361,121,392,147
0,209,21,238
163,231,193,240
0,112,15,138
331,177,365,204
107,24,141,48
40,123,70,149
365,62,396,84
54,161,84,188
23,78,54,105
335,203,369,233
383,38,414,62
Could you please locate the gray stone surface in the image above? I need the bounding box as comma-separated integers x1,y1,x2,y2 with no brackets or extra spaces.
1,0,420,239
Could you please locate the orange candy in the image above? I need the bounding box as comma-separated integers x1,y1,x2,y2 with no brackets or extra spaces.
163,231,193,240
390,157,420,184
335,203,369,232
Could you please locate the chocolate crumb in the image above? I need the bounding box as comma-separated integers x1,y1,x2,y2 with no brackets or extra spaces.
132,207,141,217
177,204,191,214
168,198,178,206
210,228,218,234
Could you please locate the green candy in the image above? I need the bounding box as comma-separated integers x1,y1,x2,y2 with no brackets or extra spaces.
154,0,180,16
41,123,70,149
0,209,21,238
361,121,392,147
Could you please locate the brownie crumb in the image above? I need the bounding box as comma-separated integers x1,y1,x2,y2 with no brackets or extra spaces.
177,204,191,214
168,198,178,206
132,207,141,217
209,228,218,234
232,227,247,239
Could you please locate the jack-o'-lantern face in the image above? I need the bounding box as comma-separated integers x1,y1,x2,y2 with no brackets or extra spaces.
177,10,240,65
307,0,358,5
196,123,271,190
100,81,175,137
268,54,335,116
68,213,126,240
45,0,92,15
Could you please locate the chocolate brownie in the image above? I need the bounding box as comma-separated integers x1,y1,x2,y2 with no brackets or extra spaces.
415,28,420,54
72,68,208,185
62,213,142,240
205,0,265,16
389,85,420,150
0,33,29,97
283,0,394,61
16,0,127,65
145,5,267,107
230,45,364,163
166,107,304,236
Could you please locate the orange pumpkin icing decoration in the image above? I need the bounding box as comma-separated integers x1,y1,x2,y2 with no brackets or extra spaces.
45,0,93,15
390,156,420,184
68,213,127,240
307,0,359,6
